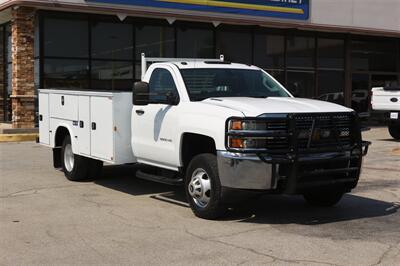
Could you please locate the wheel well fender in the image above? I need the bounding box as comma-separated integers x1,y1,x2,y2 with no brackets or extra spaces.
54,126,70,147
180,133,216,169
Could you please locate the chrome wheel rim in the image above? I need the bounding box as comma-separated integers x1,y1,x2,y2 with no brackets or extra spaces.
188,168,211,208
64,143,74,172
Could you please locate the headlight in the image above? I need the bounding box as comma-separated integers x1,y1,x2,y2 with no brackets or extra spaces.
227,118,269,151
229,119,267,131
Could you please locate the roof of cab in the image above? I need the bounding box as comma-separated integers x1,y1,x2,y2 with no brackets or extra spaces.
153,61,260,70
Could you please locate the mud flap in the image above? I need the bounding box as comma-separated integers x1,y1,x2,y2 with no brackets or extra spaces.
53,147,62,168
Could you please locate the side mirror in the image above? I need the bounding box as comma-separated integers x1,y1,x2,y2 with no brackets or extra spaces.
166,91,179,106
133,81,149,106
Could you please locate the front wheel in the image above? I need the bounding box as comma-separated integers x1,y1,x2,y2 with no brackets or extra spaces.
185,154,226,219
303,189,344,207
388,124,400,140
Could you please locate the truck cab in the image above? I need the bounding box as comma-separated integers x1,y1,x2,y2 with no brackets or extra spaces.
39,55,370,219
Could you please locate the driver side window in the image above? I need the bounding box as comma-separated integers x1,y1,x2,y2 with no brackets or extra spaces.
149,68,179,104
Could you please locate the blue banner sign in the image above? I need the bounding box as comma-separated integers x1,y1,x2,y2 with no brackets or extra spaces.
88,0,309,20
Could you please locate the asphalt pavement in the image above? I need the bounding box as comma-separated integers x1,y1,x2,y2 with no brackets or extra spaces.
1,127,399,265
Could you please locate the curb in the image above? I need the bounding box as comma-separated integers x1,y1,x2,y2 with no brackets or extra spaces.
0,133,39,143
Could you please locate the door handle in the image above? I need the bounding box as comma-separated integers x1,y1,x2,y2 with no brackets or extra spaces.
39,114,43,121
79,121,84,128
61,96,64,106
136,110,145,115
91,122,96,130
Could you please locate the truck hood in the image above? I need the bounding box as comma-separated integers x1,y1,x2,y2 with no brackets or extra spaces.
201,97,352,117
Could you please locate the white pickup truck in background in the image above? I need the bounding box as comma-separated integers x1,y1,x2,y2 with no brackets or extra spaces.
372,85,400,139
39,55,370,219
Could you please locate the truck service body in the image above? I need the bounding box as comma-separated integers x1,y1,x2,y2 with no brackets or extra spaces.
39,55,370,219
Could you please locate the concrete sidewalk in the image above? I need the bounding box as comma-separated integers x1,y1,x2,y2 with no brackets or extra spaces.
0,123,38,142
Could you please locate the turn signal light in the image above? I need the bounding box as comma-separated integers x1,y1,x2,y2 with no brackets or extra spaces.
229,138,244,148
231,120,243,130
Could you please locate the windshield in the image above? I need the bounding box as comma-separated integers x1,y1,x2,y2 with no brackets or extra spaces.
180,68,290,101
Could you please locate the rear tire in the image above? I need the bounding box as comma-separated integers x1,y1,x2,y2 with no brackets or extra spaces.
87,159,103,179
303,189,344,207
388,124,400,140
61,135,89,181
185,153,226,219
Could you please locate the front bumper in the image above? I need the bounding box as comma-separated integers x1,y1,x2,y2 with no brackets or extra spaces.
217,141,370,193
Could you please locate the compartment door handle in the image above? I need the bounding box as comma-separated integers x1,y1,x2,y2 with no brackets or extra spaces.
91,122,96,130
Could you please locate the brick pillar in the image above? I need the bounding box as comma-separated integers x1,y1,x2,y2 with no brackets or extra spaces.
11,6,36,128
0,36,4,121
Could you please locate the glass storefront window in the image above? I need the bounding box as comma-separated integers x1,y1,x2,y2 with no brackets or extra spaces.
135,25,175,59
91,60,133,90
287,71,315,98
352,39,398,72
317,71,344,105
371,74,398,88
6,24,11,64
265,69,285,86
43,59,88,89
351,74,369,113
254,34,284,69
91,22,133,60
35,11,400,112
177,27,214,58
217,29,252,64
43,18,89,58
286,35,315,68
318,38,344,69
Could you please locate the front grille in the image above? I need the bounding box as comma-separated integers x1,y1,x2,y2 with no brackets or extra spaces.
294,113,353,151
265,113,354,152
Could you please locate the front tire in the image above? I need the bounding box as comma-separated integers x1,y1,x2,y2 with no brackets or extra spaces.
185,154,226,219
303,189,344,207
61,135,89,181
388,124,400,140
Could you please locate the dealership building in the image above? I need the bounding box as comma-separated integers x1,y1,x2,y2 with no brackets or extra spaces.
0,0,399,128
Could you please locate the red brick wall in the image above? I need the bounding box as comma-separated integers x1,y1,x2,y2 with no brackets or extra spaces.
11,6,36,128
0,40,4,121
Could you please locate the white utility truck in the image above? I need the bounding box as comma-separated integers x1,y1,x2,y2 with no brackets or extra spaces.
372,85,400,139
39,54,370,219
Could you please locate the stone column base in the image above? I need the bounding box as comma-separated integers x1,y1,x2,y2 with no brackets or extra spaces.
11,97,36,129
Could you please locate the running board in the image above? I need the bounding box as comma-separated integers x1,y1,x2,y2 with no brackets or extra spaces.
136,170,183,186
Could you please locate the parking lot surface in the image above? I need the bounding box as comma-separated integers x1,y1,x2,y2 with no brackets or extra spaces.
1,127,399,265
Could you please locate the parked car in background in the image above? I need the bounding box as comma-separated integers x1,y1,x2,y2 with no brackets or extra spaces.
317,92,344,105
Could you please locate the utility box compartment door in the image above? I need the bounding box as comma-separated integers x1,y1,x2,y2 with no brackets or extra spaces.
90,96,114,161
49,94,79,121
78,96,91,156
38,93,50,145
